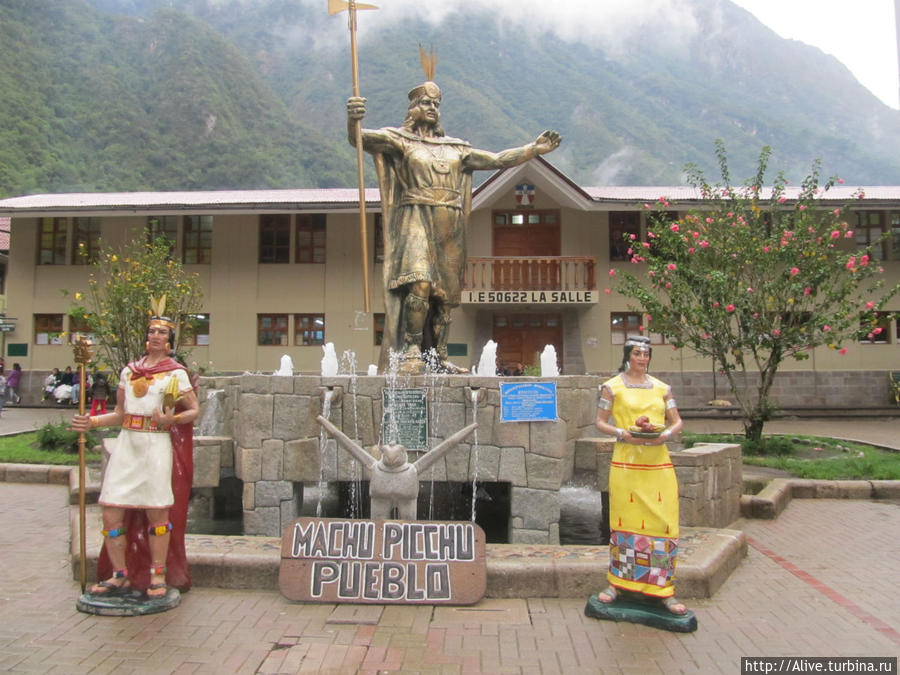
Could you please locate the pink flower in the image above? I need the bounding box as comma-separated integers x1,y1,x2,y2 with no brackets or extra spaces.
665,282,672,289
670,224,680,232
839,347,847,355
844,230,854,238
860,254,869,267
778,197,787,204
705,217,713,224
700,240,709,248
865,301,875,309
763,246,770,253
790,267,800,276
746,287,754,292
726,304,735,312
643,203,651,210
833,208,841,216
692,231,700,238
688,247,695,253
642,242,650,248
667,263,677,271
838,178,844,184
830,230,841,239
609,269,616,276
713,301,720,308
803,287,812,296
773,329,781,337
798,205,807,211
846,257,856,270
629,233,636,240
823,325,831,331
873,327,884,335
604,288,611,294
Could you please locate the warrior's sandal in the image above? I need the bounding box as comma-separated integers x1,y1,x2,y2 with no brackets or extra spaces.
89,568,129,596
146,565,168,598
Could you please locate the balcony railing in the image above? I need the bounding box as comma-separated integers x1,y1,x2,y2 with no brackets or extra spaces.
465,256,597,292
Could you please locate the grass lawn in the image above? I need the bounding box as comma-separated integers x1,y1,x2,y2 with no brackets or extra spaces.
682,432,900,481
0,431,103,466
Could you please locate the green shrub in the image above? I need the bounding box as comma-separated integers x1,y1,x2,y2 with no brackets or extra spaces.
35,422,98,454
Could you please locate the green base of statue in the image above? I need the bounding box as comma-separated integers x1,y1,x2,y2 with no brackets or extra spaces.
584,592,698,633
76,587,181,616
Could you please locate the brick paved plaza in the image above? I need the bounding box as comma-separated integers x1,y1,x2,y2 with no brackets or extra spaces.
1,480,897,674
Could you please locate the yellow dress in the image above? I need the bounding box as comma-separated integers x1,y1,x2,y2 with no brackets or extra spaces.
603,373,679,598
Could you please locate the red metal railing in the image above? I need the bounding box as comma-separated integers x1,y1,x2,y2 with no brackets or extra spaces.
465,256,597,292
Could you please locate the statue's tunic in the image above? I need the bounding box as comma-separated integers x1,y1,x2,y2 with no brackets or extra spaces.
363,128,473,307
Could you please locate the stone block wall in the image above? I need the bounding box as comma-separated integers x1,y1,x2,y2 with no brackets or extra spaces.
196,374,602,543
573,437,741,528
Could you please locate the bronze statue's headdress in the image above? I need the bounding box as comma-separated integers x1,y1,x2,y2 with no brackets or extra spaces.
408,44,441,101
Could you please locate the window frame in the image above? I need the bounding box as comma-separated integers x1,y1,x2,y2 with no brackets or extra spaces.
34,314,65,345
295,214,326,264
72,217,101,264
183,215,213,264
259,214,291,264
38,218,67,265
257,314,289,346
295,313,325,346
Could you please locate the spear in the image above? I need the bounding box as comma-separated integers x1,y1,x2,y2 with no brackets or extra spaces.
72,334,93,594
329,0,378,313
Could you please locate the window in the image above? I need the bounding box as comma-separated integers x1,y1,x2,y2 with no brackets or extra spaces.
184,314,210,346
859,313,891,344
183,215,213,264
68,314,95,344
147,216,178,256
72,217,101,264
611,312,643,344
34,314,64,345
260,214,291,263
609,212,640,261
296,214,326,263
374,313,385,345
855,212,885,260
295,314,325,346
38,218,67,265
374,214,384,264
258,314,289,346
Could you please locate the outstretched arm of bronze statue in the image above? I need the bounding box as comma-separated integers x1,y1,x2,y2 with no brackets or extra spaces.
316,414,378,470
413,422,478,474
465,130,562,171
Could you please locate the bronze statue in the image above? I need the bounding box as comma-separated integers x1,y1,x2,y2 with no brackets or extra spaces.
348,73,561,373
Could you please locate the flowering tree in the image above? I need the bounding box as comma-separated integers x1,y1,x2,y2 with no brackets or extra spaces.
68,235,204,377
617,142,898,441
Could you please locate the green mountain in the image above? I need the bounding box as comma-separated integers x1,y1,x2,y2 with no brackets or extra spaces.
2,0,899,198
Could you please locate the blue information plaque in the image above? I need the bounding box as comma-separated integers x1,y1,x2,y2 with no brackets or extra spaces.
500,382,558,422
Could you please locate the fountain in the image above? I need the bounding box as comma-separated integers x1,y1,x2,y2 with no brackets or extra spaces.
540,345,559,377
473,340,498,376
274,354,294,376
321,343,339,377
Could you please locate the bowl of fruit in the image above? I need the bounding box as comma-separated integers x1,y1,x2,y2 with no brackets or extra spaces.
628,416,666,439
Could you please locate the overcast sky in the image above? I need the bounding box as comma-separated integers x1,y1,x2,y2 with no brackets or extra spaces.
732,0,899,109
338,0,900,110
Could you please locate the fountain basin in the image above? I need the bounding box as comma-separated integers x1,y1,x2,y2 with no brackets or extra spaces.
69,498,746,599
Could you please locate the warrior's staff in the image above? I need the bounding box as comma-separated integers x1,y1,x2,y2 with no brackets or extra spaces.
73,335,93,593
329,0,378,312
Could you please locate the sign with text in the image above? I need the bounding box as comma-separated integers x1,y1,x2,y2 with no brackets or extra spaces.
382,387,427,450
500,382,558,422
462,290,598,304
279,518,487,604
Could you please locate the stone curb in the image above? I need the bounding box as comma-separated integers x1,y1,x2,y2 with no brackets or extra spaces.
740,478,900,519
